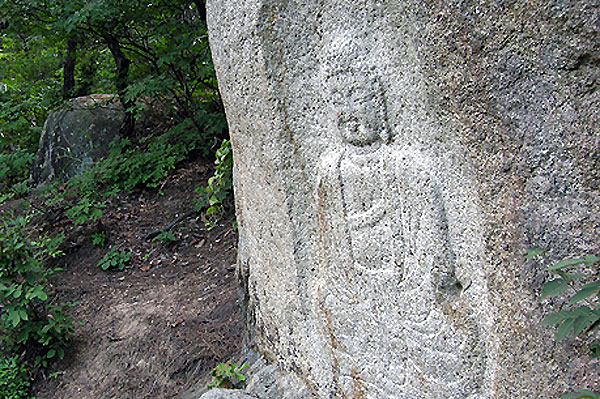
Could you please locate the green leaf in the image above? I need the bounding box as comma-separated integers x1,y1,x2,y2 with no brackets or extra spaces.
209,195,219,206
582,281,600,290
541,311,572,326
569,389,600,399
556,318,575,342
590,339,600,358
46,349,56,359
582,255,600,265
569,285,600,305
8,309,20,327
28,285,48,301
541,279,568,298
572,311,599,336
545,258,588,271
571,316,587,337
206,206,219,216
561,272,587,281
525,247,547,259
572,306,592,317
561,393,586,399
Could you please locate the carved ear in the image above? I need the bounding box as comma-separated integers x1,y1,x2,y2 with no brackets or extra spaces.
372,76,392,144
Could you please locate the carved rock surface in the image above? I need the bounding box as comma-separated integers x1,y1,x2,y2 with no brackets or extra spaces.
32,94,124,183
207,1,599,398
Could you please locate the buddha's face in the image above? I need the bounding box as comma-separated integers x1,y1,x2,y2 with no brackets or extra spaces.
327,73,386,147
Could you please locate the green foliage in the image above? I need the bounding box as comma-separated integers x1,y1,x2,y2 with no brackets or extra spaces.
0,214,75,366
536,252,600,349
207,362,248,390
29,0,223,134
96,136,182,191
91,232,106,247
38,182,65,208
64,128,208,198
64,196,106,225
42,123,221,238
152,230,176,246
0,29,63,153
196,139,233,229
0,355,31,399
528,248,600,398
0,151,34,202
0,0,227,168
98,248,130,271
560,390,600,399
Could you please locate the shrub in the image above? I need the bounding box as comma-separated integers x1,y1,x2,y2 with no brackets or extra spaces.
64,196,106,225
0,150,34,202
91,232,106,247
92,135,181,191
0,214,75,366
0,355,30,399
207,362,248,390
60,126,209,203
98,248,130,271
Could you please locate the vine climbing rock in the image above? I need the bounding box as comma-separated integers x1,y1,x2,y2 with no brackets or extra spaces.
32,94,124,183
204,1,600,398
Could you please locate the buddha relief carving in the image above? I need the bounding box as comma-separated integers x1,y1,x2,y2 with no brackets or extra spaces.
314,32,487,398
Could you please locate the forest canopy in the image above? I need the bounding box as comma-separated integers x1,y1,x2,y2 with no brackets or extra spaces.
0,0,225,154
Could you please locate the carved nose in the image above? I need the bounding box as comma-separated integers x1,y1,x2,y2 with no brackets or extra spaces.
339,117,380,146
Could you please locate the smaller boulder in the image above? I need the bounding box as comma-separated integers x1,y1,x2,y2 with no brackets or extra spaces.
32,94,124,184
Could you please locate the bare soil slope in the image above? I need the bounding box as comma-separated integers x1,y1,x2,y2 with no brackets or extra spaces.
8,159,242,398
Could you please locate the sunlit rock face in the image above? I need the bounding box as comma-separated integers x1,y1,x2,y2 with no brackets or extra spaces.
207,1,600,398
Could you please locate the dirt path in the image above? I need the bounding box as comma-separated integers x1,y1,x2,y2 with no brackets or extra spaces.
23,159,243,399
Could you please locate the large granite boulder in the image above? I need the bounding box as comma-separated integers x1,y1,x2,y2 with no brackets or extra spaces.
32,94,124,183
206,1,599,398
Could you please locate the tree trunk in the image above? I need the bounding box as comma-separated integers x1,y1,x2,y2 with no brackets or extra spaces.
102,33,135,138
194,0,206,23
62,39,76,100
